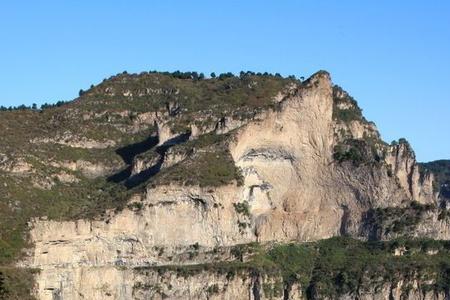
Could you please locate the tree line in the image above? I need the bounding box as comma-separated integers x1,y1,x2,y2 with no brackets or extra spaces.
1,70,302,112
0,100,69,112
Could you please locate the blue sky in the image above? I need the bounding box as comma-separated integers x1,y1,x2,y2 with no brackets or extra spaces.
0,1,449,162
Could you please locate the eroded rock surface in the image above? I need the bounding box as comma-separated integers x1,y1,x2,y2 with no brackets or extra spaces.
14,71,450,299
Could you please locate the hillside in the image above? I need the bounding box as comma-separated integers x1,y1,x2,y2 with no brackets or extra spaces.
0,70,449,299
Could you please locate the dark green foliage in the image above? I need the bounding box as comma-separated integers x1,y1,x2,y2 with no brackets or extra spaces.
218,72,234,80
191,242,200,251
233,200,251,233
233,201,250,217
332,85,364,123
0,133,149,265
39,100,69,110
366,201,436,238
151,132,243,187
333,139,380,166
262,281,283,298
0,102,70,111
398,138,410,145
294,238,450,296
78,71,295,116
152,150,242,187
127,202,144,211
0,174,131,265
206,284,219,294
136,237,450,297
0,268,36,300
268,243,315,287
333,108,363,123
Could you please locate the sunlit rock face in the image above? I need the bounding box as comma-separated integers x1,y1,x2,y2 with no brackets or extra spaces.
21,72,447,300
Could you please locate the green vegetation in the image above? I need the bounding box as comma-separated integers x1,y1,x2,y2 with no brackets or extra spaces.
333,139,381,166
78,71,296,117
136,237,450,298
233,200,251,233
0,100,69,112
332,85,365,123
262,281,283,298
152,150,242,187
366,201,436,238
0,172,131,265
233,201,250,217
206,284,220,294
152,132,243,187
0,267,36,300
0,71,289,268
1,70,450,298
0,123,154,265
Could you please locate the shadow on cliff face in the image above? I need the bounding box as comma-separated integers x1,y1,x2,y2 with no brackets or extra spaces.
124,133,191,189
107,135,159,183
116,135,159,164
108,132,191,189
123,148,165,189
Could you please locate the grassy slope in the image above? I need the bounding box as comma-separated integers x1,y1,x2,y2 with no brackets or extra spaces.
1,71,449,298
0,72,293,267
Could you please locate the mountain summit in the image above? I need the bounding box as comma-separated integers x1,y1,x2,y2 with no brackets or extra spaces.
1,70,449,299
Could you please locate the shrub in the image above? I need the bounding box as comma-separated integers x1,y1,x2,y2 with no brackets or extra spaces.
233,201,250,217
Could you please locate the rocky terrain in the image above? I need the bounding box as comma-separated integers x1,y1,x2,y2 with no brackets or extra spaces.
0,70,449,299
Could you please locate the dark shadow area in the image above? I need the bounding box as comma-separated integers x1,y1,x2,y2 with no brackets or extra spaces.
108,132,191,188
361,208,381,241
107,135,159,183
441,181,450,199
107,166,132,183
116,135,159,164
124,156,164,188
159,132,191,148
124,132,191,189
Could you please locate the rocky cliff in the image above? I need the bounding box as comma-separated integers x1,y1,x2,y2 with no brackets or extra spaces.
0,70,449,299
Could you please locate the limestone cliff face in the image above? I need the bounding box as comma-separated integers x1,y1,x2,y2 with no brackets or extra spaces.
385,142,436,205
230,73,337,242
32,266,449,300
21,72,449,299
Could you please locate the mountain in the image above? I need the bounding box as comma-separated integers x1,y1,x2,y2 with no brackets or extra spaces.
0,70,449,299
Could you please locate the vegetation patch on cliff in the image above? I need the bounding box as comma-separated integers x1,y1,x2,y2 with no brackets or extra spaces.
0,267,36,300
332,85,365,123
78,71,297,116
364,201,437,239
0,71,293,266
135,237,450,298
152,150,242,187
151,132,243,187
333,138,382,166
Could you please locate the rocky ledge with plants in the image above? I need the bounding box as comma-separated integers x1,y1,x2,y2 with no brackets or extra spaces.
0,70,449,299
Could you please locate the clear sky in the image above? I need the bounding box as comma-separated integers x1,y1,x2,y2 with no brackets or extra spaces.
0,1,449,162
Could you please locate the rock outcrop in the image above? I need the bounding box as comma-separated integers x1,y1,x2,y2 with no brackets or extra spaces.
2,71,448,299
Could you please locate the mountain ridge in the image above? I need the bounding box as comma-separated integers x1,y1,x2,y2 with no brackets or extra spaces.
1,70,449,299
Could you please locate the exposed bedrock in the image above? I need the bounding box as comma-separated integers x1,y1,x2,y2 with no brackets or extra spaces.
22,72,449,299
